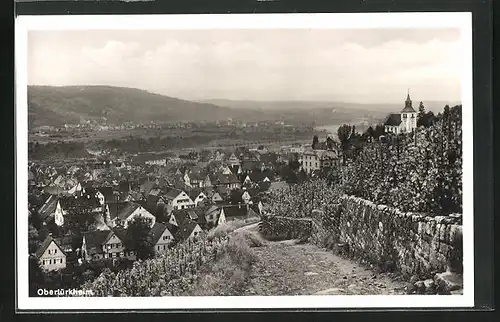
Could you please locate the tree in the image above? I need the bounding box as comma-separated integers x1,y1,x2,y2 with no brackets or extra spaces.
29,255,46,296
417,101,426,127
363,126,375,141
280,165,298,187
326,136,335,150
373,125,385,139
126,216,154,260
288,158,301,172
312,135,319,149
297,169,308,183
337,124,353,165
28,224,41,254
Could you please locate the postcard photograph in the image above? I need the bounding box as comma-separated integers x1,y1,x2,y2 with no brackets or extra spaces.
15,13,473,311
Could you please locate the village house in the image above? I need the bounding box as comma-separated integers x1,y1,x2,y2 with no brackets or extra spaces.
242,171,273,186
221,165,233,175
35,234,67,271
301,149,340,174
203,174,213,187
81,228,136,261
204,204,259,227
149,222,176,254
227,153,241,167
204,188,224,204
188,189,208,207
212,173,241,191
146,188,163,204
220,204,260,221
67,182,83,195
203,205,222,227
37,193,103,227
184,169,206,188
106,201,156,229
162,188,195,210
301,150,321,174
145,159,167,167
241,187,260,204
384,92,418,134
170,209,204,241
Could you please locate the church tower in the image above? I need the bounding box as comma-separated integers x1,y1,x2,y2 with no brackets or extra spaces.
400,90,417,133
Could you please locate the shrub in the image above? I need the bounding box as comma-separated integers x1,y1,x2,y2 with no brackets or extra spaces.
236,230,265,248
188,233,257,296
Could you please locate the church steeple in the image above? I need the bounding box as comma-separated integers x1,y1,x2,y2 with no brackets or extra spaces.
402,89,415,112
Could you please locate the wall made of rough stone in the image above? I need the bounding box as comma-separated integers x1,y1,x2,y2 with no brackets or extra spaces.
338,195,463,279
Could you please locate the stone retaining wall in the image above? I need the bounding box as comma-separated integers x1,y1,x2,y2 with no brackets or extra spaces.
261,195,463,282
338,195,463,279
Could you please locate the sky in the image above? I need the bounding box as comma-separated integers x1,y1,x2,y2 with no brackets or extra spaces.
28,28,462,104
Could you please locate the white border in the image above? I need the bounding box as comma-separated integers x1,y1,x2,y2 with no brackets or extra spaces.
15,13,474,310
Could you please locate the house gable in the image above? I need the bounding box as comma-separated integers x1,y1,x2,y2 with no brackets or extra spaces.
218,208,226,225
154,228,175,250
189,224,203,238
169,213,179,226
124,206,156,228
103,232,123,250
54,201,64,226
212,192,223,202
37,238,66,271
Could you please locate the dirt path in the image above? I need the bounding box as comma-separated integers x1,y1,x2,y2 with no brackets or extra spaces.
243,236,408,296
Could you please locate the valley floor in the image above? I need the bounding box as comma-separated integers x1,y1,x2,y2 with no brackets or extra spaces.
241,226,408,296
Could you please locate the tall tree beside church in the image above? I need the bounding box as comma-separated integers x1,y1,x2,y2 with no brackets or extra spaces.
312,135,319,149
417,101,426,127
337,124,352,165
363,126,375,140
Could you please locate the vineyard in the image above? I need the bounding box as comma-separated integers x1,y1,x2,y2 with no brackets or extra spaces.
341,105,462,215
264,105,462,217
80,235,231,296
263,179,343,219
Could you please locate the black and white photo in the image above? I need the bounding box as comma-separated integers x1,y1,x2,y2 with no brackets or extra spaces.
15,13,473,310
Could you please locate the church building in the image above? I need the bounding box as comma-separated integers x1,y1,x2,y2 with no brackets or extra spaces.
384,91,418,134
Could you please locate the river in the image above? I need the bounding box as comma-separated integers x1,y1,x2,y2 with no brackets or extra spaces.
315,124,340,138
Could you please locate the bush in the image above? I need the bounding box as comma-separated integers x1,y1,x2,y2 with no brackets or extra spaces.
207,223,236,240
188,233,257,296
236,230,265,248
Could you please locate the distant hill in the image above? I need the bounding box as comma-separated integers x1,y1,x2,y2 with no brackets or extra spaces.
199,98,461,126
27,85,238,127
200,99,460,113
27,85,459,128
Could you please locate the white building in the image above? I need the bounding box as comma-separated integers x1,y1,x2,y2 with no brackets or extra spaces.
384,92,418,134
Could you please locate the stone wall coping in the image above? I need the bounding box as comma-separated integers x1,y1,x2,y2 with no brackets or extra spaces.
340,195,462,222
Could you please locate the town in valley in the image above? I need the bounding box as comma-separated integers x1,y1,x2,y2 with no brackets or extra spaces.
26,27,464,298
